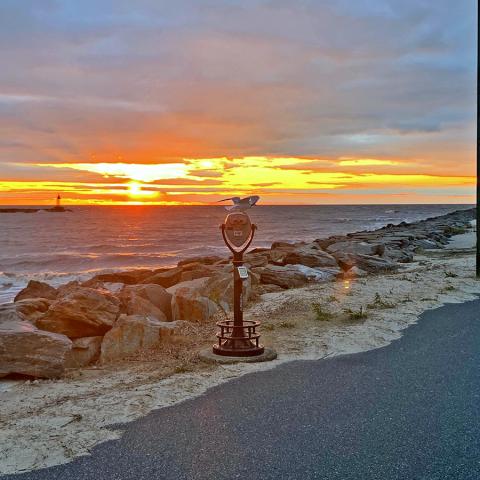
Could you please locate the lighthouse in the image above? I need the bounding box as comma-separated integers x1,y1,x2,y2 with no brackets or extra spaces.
50,194,66,212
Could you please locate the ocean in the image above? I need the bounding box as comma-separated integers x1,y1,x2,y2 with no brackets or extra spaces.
0,204,472,303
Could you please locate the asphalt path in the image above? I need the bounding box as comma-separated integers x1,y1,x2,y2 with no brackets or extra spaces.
3,298,480,480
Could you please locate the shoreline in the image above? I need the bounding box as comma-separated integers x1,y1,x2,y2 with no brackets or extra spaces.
0,208,478,475
0,204,473,304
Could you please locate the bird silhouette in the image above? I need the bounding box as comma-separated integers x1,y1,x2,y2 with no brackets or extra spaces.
217,195,260,212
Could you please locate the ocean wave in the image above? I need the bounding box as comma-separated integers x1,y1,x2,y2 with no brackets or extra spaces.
0,251,182,271
74,243,160,253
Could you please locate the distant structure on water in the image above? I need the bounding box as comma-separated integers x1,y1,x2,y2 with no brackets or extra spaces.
51,194,66,212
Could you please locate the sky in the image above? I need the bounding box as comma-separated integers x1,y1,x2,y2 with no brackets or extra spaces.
0,0,476,205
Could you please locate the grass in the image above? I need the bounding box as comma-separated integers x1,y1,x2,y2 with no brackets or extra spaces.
312,303,334,321
262,324,275,332
174,364,193,374
344,306,368,321
278,321,296,329
367,292,396,309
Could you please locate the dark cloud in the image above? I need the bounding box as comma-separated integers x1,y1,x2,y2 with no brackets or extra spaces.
0,0,475,179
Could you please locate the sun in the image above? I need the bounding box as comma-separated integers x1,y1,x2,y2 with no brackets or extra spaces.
126,181,157,199
128,182,142,196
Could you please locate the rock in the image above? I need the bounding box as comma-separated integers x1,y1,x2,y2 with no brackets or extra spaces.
257,265,310,289
10,298,51,324
100,314,166,363
37,287,120,338
248,247,270,254
143,267,183,288
201,272,252,312
120,284,172,320
177,255,223,267
167,277,210,295
269,249,289,265
64,336,102,368
121,293,167,321
294,265,342,282
268,242,296,264
100,282,125,295
168,278,219,322
283,245,338,269
179,263,219,282
413,239,441,250
14,280,58,302
85,269,154,286
382,247,414,263
244,252,269,268
332,252,398,273
326,241,381,256
0,306,72,378
271,241,295,249
342,266,369,279
56,281,83,297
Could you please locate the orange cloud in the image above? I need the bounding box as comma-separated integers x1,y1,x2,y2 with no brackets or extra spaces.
337,158,402,167
1,156,474,205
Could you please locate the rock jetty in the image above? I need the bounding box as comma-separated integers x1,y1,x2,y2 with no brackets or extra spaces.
0,207,475,378
0,207,71,213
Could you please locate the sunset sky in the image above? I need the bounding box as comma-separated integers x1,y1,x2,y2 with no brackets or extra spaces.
0,0,476,205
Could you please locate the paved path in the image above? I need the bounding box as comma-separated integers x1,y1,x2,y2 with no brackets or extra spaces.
3,299,480,480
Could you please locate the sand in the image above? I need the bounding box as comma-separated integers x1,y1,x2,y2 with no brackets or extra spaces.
1,233,479,475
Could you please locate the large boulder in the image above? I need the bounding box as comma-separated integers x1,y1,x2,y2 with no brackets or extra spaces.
413,239,441,250
0,305,72,378
100,314,171,363
294,265,342,282
37,287,120,338
179,262,219,282
9,298,51,324
55,281,83,298
201,273,252,312
244,252,269,268
342,266,369,279
332,252,398,273
326,241,382,256
64,336,102,368
283,245,338,269
382,246,414,263
120,294,167,322
84,269,154,286
268,243,296,265
257,265,310,289
168,278,219,322
143,267,183,288
14,280,58,302
120,284,172,320
271,241,296,249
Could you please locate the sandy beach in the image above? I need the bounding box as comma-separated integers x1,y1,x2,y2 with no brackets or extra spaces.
0,221,478,475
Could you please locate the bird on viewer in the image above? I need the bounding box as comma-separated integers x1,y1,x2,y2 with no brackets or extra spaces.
217,195,260,212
